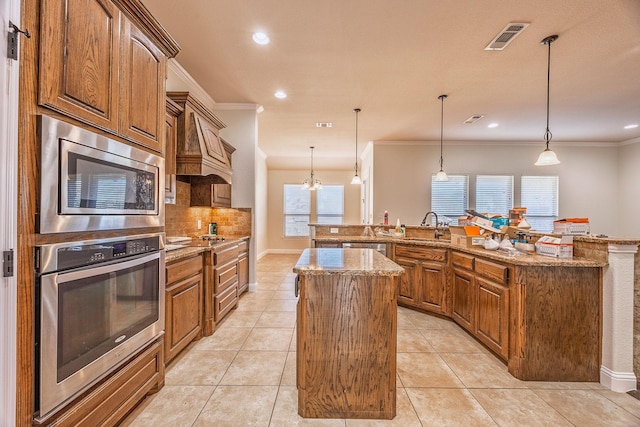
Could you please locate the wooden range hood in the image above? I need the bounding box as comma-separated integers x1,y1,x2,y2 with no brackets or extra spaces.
167,92,235,183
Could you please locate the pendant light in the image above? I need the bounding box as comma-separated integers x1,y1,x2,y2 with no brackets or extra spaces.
535,35,561,166
435,94,449,181
351,108,362,185
302,146,322,190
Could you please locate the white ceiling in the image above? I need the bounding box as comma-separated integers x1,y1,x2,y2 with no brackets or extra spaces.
143,0,640,169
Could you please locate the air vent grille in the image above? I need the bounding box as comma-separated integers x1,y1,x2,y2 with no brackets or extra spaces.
316,122,332,128
464,115,484,124
485,22,529,50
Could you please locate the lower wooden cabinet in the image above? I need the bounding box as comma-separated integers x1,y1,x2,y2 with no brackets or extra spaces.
451,252,510,360
237,239,249,295
165,255,203,364
451,267,475,332
203,243,239,334
35,339,164,427
394,244,449,315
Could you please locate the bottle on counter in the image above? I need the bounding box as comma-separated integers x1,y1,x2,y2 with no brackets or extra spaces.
383,211,389,225
401,224,406,238
395,218,402,233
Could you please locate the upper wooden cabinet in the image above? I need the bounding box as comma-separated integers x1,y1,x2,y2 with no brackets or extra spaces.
39,0,121,132
118,18,166,151
38,0,180,153
164,98,182,204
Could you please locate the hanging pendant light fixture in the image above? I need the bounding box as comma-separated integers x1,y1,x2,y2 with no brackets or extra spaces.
435,94,449,181
351,108,362,185
535,34,561,166
302,146,322,190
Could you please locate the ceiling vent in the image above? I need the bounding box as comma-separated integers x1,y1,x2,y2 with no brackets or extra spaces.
316,122,332,128
485,23,529,50
464,114,484,124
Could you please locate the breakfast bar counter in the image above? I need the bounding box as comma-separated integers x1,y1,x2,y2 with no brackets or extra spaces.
293,248,403,419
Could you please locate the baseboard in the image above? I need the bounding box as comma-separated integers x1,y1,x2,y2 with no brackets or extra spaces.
257,249,304,259
600,365,637,392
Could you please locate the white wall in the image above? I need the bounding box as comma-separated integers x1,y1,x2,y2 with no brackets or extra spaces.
255,149,268,258
371,141,628,237
267,169,361,251
619,140,640,237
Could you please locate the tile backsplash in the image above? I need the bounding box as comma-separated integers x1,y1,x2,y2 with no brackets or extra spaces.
165,180,251,237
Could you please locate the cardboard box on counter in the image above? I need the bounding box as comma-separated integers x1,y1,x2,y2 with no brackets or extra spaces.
449,225,485,249
535,235,574,258
553,218,590,235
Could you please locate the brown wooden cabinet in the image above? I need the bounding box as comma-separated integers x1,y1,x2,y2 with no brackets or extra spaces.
38,0,178,152
118,17,166,151
164,98,182,204
394,244,449,315
451,251,509,360
34,339,164,427
203,244,239,334
39,0,121,132
165,255,203,364
190,181,232,208
237,239,249,295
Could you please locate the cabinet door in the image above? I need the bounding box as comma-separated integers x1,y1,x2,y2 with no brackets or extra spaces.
165,273,203,363
238,254,249,295
395,257,420,307
164,107,177,204
452,268,475,332
418,261,447,315
476,277,509,360
39,0,120,132
212,184,232,207
119,17,166,152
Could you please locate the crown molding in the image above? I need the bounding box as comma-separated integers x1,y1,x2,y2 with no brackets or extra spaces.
167,59,216,109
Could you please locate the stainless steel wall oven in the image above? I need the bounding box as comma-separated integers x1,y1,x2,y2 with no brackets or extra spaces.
38,115,165,233
34,233,165,421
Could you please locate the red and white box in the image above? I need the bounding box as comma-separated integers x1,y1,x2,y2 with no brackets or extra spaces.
535,235,574,258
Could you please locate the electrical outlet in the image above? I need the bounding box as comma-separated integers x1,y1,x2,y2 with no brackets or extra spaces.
330,228,339,234
197,219,202,229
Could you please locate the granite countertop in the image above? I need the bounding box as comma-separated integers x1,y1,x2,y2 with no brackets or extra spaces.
165,236,250,263
293,248,404,276
314,235,606,267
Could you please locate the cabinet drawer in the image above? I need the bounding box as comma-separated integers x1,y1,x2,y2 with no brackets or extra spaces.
167,255,202,284
215,262,238,294
215,284,238,320
214,244,239,266
395,245,447,263
475,258,509,284
452,251,474,270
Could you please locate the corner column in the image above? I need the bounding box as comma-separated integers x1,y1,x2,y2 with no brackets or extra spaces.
601,244,639,392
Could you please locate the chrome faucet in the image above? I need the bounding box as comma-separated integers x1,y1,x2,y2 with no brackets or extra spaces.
420,211,442,239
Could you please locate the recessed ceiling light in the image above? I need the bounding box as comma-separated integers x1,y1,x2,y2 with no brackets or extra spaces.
316,122,332,128
488,123,499,128
252,32,270,45
624,124,638,129
274,90,287,99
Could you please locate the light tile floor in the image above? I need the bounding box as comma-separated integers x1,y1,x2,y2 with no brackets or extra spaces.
122,253,640,426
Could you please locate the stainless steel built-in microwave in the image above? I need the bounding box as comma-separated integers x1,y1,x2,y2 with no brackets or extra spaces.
38,115,165,233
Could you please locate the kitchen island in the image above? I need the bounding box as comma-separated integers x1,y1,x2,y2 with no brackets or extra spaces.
293,248,404,419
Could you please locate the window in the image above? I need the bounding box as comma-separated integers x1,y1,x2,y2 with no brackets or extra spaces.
283,184,311,237
476,175,513,215
317,185,344,224
431,175,469,225
521,176,559,232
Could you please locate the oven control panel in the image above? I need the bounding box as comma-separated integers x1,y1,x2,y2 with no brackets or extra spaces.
36,234,163,274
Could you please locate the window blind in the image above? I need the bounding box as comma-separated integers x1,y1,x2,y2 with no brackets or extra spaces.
476,175,513,215
521,176,559,232
317,185,344,224
431,175,469,225
283,184,311,236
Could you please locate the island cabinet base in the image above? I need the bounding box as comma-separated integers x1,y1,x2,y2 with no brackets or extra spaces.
296,274,398,419
508,265,602,381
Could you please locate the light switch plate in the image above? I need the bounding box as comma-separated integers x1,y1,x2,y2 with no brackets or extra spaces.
330,228,339,234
